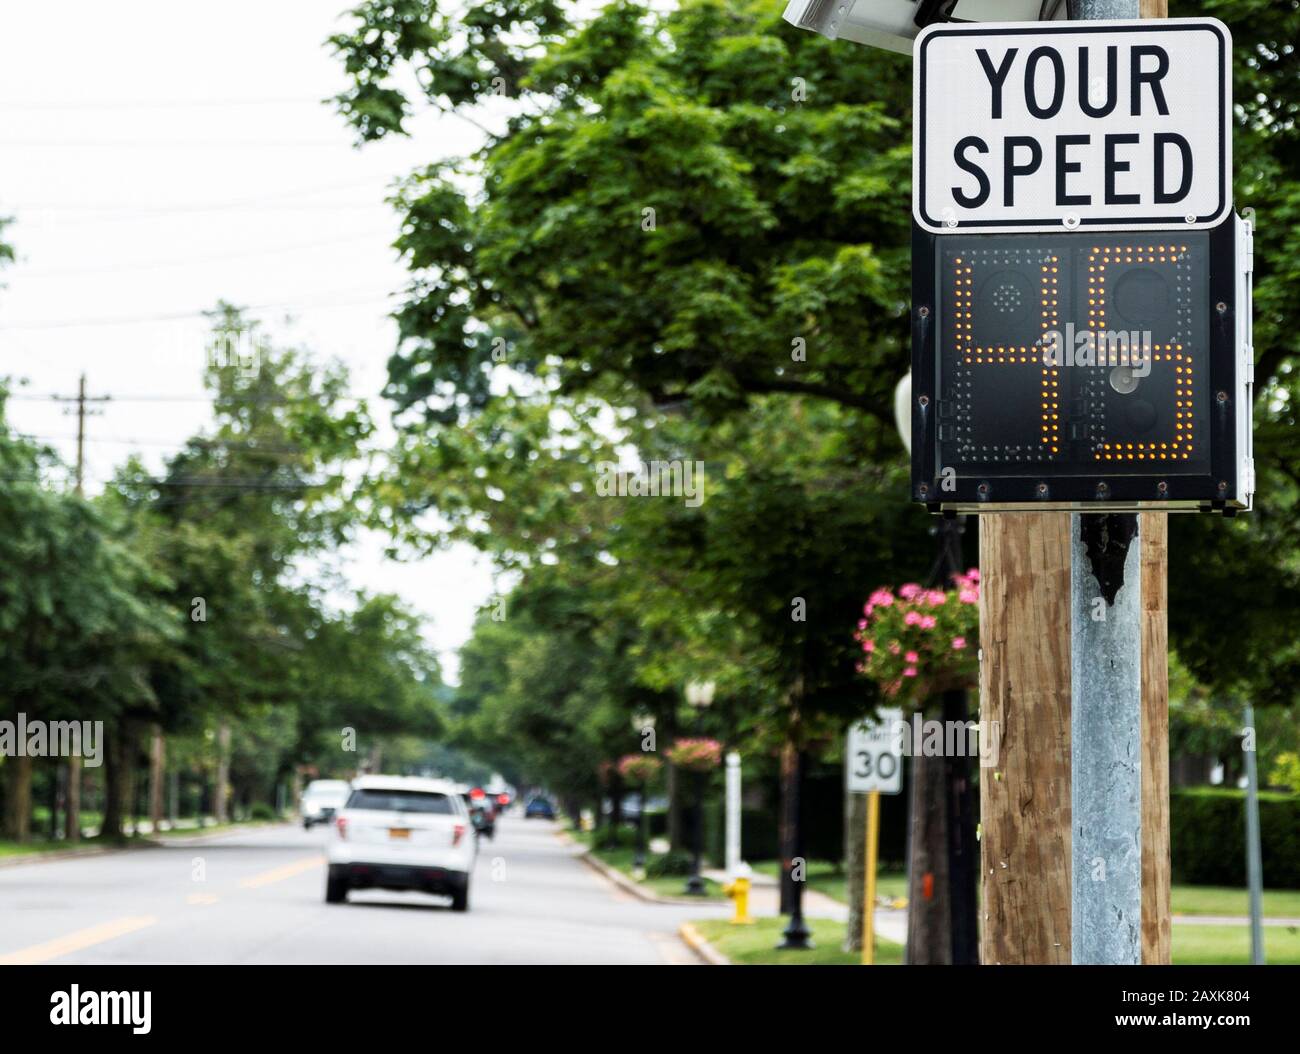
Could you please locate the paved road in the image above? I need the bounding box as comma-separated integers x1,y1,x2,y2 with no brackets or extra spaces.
0,818,726,965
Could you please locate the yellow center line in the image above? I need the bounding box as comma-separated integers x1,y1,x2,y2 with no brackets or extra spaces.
0,915,158,966
238,855,324,889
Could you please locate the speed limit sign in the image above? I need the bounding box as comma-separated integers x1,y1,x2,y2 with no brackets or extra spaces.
846,709,904,795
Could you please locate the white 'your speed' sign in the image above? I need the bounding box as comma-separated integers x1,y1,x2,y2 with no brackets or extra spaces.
913,19,1231,234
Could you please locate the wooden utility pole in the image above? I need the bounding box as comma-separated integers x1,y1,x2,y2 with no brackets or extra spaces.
979,513,1072,965
979,0,1172,965
53,373,109,843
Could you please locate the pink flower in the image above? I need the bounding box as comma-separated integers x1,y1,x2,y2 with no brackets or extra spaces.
903,666,918,678
952,636,967,650
905,650,919,663
863,639,875,653
904,610,922,626
959,588,979,604
919,615,937,629
899,583,922,600
924,589,947,607
888,641,901,655
868,589,895,609
966,568,980,582
857,619,868,630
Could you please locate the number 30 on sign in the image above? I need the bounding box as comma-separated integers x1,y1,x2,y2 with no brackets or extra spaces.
846,709,904,796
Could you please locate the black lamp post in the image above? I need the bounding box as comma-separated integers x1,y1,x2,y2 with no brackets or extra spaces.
777,743,813,949
683,680,714,896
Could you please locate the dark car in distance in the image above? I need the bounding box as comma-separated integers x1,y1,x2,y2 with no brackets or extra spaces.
524,796,556,820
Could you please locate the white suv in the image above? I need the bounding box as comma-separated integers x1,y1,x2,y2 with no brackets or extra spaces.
325,776,476,911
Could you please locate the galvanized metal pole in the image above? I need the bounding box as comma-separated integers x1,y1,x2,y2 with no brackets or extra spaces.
1070,0,1144,967
1243,704,1265,964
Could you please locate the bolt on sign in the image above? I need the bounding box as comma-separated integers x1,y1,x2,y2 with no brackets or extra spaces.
910,19,1254,514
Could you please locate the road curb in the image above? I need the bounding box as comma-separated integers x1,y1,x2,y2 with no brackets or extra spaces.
576,845,670,903
678,922,731,966
575,846,723,906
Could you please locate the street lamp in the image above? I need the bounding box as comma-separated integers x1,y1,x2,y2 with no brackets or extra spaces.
683,681,714,895
631,712,656,878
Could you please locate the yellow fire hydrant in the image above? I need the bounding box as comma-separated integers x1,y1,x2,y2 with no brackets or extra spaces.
723,863,755,925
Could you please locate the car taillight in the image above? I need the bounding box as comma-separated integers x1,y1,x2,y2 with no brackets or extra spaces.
335,816,348,840
497,794,509,806
452,822,465,847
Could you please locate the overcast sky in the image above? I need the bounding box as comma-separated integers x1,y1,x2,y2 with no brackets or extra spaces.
0,0,495,682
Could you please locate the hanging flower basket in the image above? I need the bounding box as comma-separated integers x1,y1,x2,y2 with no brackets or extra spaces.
853,570,981,709
617,753,663,784
665,737,722,773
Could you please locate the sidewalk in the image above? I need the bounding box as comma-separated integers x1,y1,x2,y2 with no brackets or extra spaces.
702,868,1300,939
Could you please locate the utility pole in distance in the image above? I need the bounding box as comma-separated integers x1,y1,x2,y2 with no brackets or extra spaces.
51,373,110,842
58,372,110,496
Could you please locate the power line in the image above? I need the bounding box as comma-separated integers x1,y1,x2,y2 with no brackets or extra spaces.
6,391,368,404
0,289,402,330
2,177,392,211
17,432,309,452
0,97,326,111
0,139,350,149
15,230,397,279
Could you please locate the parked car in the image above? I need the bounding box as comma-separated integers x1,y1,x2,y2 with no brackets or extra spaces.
300,779,352,829
325,776,476,911
524,796,556,820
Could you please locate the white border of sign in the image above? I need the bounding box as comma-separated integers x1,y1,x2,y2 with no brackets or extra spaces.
846,708,904,795
912,18,1232,235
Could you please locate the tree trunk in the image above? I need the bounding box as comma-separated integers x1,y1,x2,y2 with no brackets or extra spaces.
844,789,867,952
101,724,132,840
213,722,232,824
64,757,82,842
2,754,34,842
906,745,953,964
124,745,139,836
148,727,166,831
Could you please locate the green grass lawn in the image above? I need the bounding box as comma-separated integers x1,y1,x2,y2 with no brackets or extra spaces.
693,917,904,965
753,860,1300,923
0,818,277,860
0,839,60,859
694,917,1298,965
572,832,725,900
1172,885,1300,918
1173,924,1300,964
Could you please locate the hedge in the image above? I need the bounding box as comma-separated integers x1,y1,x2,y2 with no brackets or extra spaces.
1170,788,1300,888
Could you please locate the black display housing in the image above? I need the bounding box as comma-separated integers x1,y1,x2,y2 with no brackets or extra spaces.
910,215,1245,513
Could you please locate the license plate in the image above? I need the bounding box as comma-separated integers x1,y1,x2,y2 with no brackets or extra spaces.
388,828,411,840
